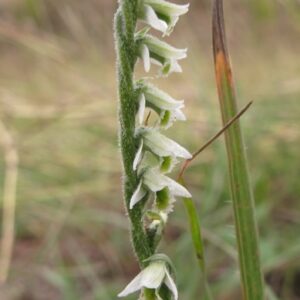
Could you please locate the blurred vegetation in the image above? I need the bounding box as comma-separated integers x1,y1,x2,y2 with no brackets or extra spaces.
0,0,300,299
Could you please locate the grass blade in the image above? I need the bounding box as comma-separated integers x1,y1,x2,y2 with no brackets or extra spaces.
178,178,213,300
212,1,265,299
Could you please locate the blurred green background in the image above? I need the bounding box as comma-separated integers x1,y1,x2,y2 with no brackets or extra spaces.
0,0,299,299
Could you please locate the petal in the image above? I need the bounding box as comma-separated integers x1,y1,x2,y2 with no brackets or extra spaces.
164,268,178,300
130,181,147,209
142,5,168,33
165,176,191,198
165,16,179,35
141,44,151,72
144,35,187,60
137,93,146,125
143,129,192,159
143,168,168,192
169,59,183,73
141,262,166,289
143,130,171,157
164,137,191,159
144,83,184,110
173,108,186,121
133,139,144,171
145,0,189,17
118,271,144,297
150,57,163,67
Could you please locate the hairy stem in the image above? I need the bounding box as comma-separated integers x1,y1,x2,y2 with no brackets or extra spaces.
114,2,152,266
115,3,158,299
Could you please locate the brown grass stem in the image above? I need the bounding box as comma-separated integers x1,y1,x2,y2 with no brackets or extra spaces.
212,1,265,299
0,120,19,284
178,101,252,180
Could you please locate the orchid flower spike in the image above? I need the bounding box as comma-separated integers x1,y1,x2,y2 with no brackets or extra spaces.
118,256,178,300
129,167,191,209
138,0,189,36
137,34,187,76
137,83,186,128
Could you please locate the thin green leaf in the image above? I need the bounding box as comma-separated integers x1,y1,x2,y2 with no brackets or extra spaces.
212,1,265,299
178,178,213,300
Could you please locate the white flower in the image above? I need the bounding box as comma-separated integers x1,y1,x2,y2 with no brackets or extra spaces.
138,0,189,35
132,128,191,175
137,83,186,128
141,129,192,159
118,260,178,300
129,167,191,209
138,34,187,75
